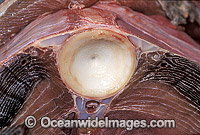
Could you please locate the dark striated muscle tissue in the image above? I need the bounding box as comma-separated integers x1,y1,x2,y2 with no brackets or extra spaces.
0,53,47,128
141,52,200,108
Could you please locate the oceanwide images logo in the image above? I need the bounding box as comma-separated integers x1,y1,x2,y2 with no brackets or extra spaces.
25,115,176,130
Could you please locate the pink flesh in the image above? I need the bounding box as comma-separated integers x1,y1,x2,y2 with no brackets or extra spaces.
0,2,199,134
